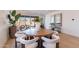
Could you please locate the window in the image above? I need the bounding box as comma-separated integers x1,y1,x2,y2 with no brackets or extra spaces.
51,16,54,23
16,16,35,27
55,14,61,23
50,13,62,32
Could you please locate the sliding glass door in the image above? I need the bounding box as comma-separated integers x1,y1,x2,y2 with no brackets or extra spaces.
50,13,62,32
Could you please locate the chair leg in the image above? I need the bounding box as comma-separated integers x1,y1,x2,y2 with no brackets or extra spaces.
15,40,17,48
21,44,25,48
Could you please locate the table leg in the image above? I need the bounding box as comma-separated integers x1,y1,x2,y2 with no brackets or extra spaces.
15,39,17,48
37,37,44,48
56,42,59,48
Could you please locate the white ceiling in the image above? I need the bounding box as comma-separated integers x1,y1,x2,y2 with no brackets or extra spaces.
17,10,56,16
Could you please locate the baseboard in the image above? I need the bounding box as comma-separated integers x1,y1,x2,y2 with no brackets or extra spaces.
62,32,79,39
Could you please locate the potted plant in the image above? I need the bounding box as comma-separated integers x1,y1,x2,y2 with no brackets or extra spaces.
8,10,21,38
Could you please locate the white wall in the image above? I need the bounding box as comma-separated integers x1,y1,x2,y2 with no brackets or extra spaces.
45,10,79,37
0,10,9,47
62,11,79,37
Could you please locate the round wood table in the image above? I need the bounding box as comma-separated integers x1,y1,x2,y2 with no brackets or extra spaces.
25,28,53,37
22,28,53,48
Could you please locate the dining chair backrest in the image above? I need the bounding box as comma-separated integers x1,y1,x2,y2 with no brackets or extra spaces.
42,37,58,43
15,31,39,48
24,37,39,44
16,36,38,48
42,37,57,48
16,37,39,45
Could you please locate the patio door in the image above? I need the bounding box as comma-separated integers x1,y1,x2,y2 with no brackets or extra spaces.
50,13,62,32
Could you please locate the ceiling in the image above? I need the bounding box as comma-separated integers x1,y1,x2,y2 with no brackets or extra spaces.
17,10,56,16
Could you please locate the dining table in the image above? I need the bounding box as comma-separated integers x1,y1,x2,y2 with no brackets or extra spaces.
15,28,59,48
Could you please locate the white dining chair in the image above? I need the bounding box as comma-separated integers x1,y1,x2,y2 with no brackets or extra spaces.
41,37,58,48
16,37,39,48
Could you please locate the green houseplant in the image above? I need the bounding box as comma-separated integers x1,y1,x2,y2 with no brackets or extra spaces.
8,10,21,26
8,10,21,38
34,16,40,22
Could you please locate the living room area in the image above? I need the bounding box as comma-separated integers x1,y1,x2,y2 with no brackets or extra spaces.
0,10,79,48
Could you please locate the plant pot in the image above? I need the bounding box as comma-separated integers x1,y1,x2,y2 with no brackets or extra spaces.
9,26,17,39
